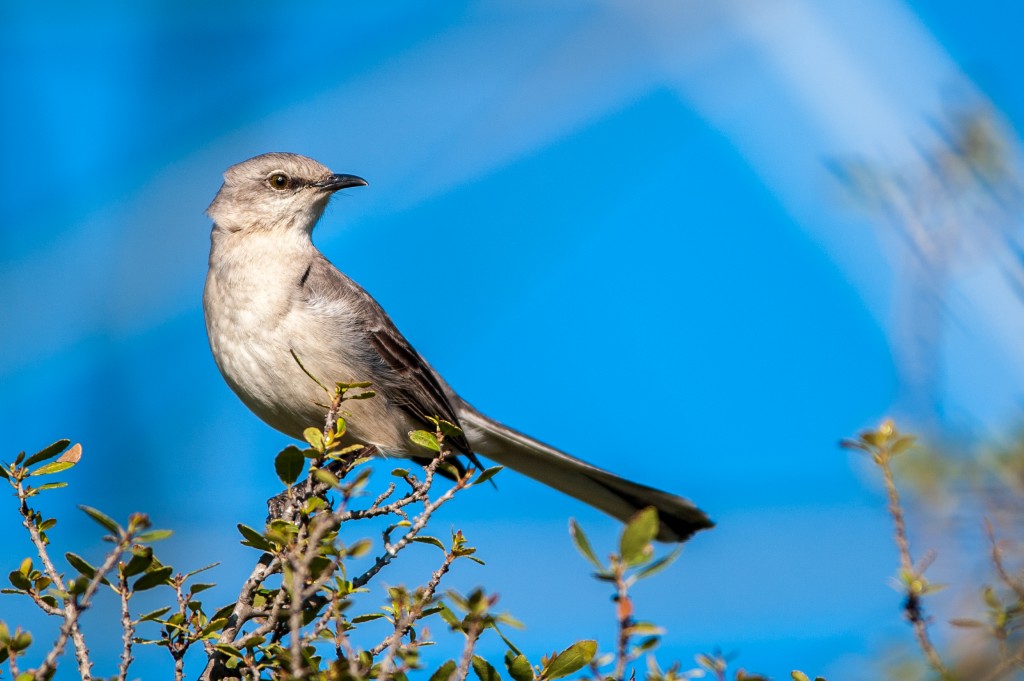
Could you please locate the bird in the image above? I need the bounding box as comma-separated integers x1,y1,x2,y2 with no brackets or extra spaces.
203,152,713,542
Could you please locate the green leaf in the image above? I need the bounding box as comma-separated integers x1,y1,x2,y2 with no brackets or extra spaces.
34,482,68,493
240,635,266,649
412,536,446,552
505,653,534,681
432,419,464,439
138,606,172,622
184,563,220,579
190,583,216,595
634,547,682,580
437,603,462,629
24,440,70,467
10,630,31,652
0,466,9,481
313,468,340,487
429,660,457,681
121,548,154,577
333,417,348,440
79,505,121,535
304,428,325,453
29,461,74,477
338,380,373,389
7,571,30,591
619,507,658,566
540,640,597,680
213,643,245,659
626,621,664,636
891,435,917,455
66,552,98,578
132,566,173,592
569,520,602,569
473,466,504,486
983,586,1000,609
352,613,386,623
200,617,229,637
136,529,173,543
237,524,276,552
791,673,810,681
472,655,502,681
275,446,305,486
438,461,462,479
635,635,660,652
409,430,440,452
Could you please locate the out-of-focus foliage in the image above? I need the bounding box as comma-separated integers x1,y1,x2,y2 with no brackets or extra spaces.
848,419,1024,680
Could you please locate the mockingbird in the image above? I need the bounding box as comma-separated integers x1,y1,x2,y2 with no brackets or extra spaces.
203,152,712,542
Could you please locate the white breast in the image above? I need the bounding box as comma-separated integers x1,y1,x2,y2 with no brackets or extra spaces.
203,231,417,453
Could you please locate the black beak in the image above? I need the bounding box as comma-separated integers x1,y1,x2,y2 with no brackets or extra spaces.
314,174,368,192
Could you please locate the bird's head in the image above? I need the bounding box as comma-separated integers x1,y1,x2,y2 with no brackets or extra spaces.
207,152,367,235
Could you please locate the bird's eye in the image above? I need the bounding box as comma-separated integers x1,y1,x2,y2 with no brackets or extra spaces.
268,173,290,190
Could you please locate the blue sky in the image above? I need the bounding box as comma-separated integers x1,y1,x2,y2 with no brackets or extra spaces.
2,1,1023,678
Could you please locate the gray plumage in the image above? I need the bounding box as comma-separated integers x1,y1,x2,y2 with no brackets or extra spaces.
203,152,713,542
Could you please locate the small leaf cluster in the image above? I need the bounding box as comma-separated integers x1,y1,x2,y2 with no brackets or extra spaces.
571,508,681,667
841,418,917,466
568,509,777,681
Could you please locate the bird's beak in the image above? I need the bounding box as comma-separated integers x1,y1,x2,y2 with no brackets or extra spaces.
314,174,368,192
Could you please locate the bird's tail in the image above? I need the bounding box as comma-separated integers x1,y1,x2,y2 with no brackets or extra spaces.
456,404,713,542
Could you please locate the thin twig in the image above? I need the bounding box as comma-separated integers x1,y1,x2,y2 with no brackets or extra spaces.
613,558,632,681
117,576,135,681
7,641,20,679
455,619,484,681
33,534,127,680
352,466,466,590
288,547,307,679
203,553,280,679
877,447,949,677
369,551,457,657
986,519,1024,601
16,478,110,681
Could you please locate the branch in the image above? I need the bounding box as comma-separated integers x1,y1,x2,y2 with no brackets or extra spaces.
117,576,134,681
16,481,97,680
877,452,948,676
33,533,128,680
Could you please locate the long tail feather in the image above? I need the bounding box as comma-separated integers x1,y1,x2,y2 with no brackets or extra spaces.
457,405,713,542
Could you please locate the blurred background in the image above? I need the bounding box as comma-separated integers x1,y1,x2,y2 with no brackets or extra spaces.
2,0,1023,678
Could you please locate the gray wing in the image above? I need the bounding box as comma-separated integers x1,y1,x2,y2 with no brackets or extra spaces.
307,255,480,466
